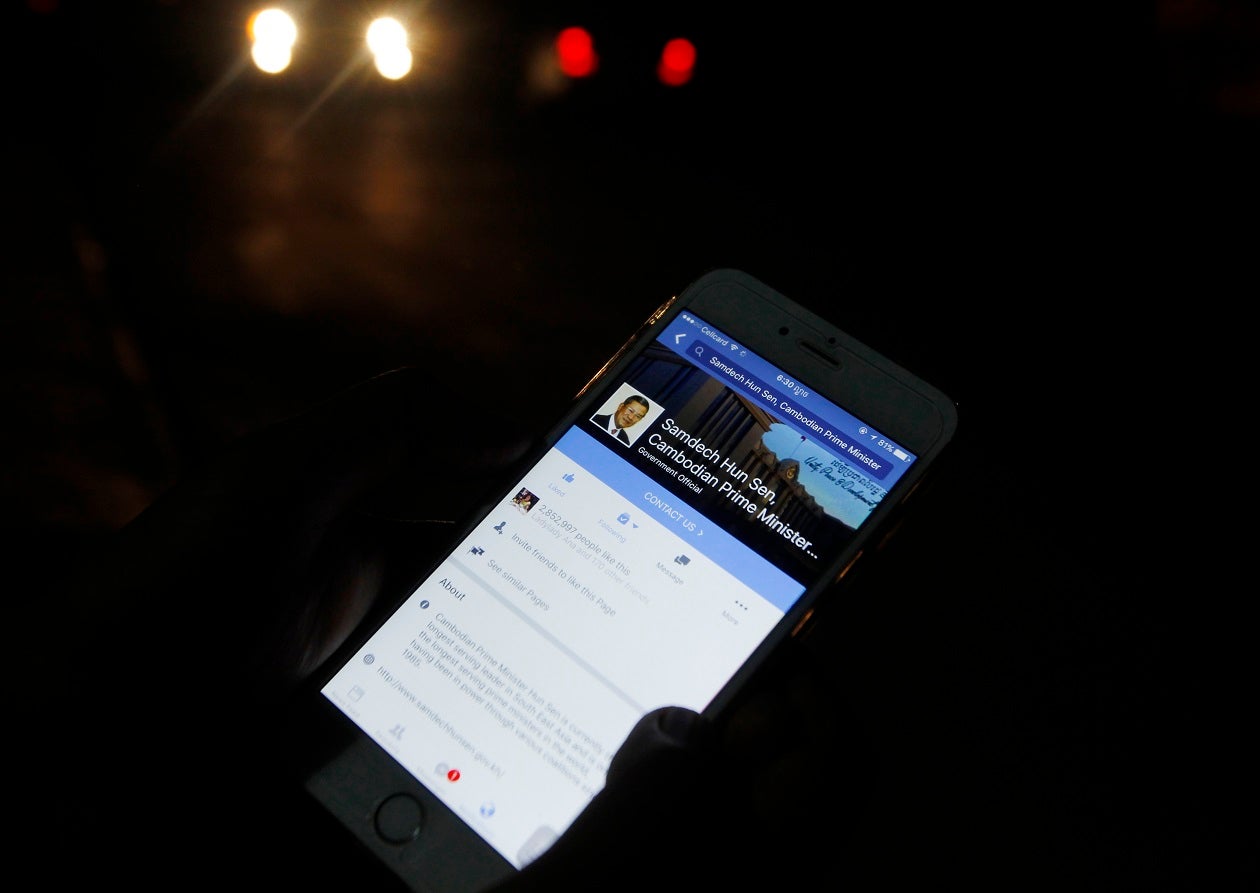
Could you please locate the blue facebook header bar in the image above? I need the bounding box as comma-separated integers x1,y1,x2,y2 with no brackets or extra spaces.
656,313,913,488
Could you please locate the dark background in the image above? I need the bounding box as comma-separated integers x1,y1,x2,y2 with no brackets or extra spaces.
5,1,1255,890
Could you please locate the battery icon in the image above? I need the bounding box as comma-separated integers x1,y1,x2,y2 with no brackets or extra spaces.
893,448,910,462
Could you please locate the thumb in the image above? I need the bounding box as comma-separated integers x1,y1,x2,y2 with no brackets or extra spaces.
495,706,719,892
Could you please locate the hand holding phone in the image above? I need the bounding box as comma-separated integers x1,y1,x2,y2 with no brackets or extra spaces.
292,269,958,891
52,270,955,892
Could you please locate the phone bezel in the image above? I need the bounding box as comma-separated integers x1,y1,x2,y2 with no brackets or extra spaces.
284,268,958,893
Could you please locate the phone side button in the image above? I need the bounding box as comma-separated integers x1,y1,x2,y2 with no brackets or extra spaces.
374,792,426,844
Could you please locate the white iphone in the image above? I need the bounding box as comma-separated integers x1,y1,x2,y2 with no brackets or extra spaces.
287,268,959,891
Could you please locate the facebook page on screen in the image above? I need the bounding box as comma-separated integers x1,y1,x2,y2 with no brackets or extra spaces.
321,311,918,868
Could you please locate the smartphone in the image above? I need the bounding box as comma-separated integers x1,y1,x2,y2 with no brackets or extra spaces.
290,268,958,891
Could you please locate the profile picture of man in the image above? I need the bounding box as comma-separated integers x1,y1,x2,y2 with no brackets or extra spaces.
591,391,651,446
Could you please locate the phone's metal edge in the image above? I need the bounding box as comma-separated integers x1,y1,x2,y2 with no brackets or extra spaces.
290,267,960,893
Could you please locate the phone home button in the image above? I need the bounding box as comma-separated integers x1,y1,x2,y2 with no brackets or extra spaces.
374,792,425,844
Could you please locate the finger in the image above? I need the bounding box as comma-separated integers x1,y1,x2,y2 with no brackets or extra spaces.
496,706,717,891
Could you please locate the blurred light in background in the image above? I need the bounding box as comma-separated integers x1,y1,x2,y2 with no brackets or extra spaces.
657,37,696,86
555,26,597,78
246,6,414,80
249,7,297,75
553,27,697,87
366,16,412,80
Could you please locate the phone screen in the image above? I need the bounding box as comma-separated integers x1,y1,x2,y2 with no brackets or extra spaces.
319,309,920,868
